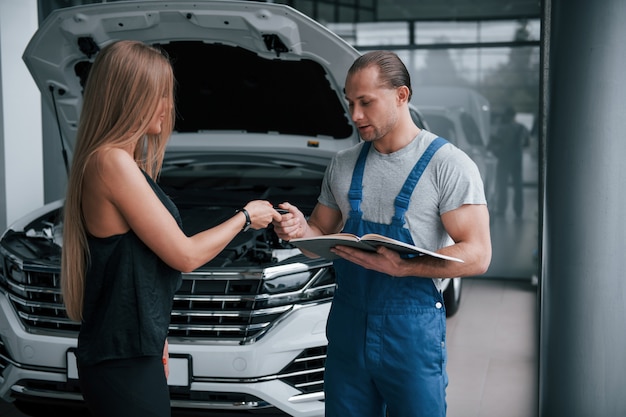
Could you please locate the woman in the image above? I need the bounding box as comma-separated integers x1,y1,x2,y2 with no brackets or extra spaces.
61,40,280,417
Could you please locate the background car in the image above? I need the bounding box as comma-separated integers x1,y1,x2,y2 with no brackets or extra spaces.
412,86,498,206
0,2,462,416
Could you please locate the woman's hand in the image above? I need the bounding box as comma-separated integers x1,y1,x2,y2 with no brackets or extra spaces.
163,339,169,379
243,200,283,230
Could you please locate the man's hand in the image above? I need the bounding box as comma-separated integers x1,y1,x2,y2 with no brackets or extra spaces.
331,245,408,276
271,202,309,241
332,204,491,279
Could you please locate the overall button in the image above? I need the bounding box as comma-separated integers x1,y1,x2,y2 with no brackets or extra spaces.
435,302,443,309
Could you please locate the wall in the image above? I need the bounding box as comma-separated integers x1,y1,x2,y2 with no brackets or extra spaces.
0,0,42,232
540,0,626,415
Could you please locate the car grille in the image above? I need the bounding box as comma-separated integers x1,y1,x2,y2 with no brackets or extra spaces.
168,271,300,342
277,345,326,395
0,247,334,344
177,345,327,401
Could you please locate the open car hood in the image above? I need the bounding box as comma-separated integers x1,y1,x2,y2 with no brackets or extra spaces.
23,0,360,158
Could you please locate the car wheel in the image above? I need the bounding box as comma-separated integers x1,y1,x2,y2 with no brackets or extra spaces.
443,277,462,317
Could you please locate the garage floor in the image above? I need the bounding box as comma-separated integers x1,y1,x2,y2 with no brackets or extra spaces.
446,277,538,417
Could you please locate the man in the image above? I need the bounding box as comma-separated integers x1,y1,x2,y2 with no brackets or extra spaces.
489,105,530,218
273,51,491,417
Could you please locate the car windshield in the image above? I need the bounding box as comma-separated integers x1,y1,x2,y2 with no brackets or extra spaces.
459,112,485,146
423,114,457,144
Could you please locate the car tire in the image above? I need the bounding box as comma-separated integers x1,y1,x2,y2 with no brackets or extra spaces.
443,277,462,317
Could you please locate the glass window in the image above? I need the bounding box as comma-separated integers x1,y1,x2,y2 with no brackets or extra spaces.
357,21,409,46
481,19,541,42
414,19,540,45
415,21,478,44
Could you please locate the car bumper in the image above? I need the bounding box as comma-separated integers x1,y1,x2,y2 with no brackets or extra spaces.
0,292,329,417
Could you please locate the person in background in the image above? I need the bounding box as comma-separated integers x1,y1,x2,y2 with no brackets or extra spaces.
489,105,530,218
61,40,281,417
272,51,491,417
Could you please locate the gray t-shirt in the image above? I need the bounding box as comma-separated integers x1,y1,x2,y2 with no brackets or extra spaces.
318,130,486,282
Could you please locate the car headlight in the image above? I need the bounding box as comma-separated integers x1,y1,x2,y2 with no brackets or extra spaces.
263,271,311,294
260,263,336,307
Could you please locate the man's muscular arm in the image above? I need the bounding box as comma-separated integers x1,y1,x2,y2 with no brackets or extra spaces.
330,204,491,278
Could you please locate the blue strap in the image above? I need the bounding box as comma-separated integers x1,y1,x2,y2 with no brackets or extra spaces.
392,137,448,226
347,142,371,217
346,137,448,224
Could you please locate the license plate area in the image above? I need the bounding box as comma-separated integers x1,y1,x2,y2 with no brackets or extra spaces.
167,354,191,387
66,350,191,387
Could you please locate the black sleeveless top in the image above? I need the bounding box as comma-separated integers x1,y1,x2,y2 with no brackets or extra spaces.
77,170,182,366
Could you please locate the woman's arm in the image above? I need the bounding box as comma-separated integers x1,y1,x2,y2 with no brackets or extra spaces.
83,148,282,272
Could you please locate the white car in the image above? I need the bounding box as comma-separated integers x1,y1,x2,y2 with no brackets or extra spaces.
0,2,461,416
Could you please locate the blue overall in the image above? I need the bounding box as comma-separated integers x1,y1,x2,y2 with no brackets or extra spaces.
324,137,449,417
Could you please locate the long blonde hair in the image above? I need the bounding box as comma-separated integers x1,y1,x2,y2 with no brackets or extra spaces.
61,40,175,321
